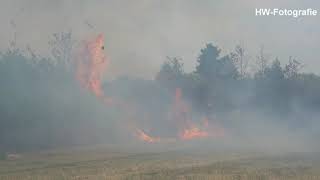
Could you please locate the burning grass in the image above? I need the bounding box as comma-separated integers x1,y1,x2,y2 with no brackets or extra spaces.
74,34,225,144
135,129,160,143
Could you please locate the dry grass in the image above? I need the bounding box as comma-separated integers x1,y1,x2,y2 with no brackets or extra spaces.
1,147,320,180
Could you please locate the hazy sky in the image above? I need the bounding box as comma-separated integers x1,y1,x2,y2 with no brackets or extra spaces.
0,0,319,78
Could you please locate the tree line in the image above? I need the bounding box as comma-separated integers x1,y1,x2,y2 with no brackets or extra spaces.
0,33,319,153
156,43,320,119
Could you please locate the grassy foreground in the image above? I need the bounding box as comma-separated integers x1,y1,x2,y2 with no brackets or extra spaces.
0,146,320,180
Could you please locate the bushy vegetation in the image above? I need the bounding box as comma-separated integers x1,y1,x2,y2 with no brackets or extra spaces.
0,46,117,152
0,32,320,152
156,44,320,124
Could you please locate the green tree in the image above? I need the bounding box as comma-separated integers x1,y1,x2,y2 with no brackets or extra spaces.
156,57,185,90
265,58,284,81
195,43,221,80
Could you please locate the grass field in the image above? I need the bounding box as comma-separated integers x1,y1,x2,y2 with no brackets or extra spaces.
1,145,320,180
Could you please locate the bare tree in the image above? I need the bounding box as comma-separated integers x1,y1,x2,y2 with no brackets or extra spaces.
284,56,303,80
231,44,249,79
255,45,269,78
48,31,75,68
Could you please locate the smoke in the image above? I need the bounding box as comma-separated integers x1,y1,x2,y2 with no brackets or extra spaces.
74,38,222,143
0,0,319,78
68,34,318,153
0,0,319,153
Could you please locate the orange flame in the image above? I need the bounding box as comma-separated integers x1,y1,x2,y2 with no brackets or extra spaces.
173,88,224,140
180,121,225,140
74,34,225,143
135,129,160,143
180,127,209,140
76,34,108,98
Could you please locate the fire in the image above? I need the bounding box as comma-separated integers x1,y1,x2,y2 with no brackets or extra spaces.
172,88,224,140
74,34,224,143
75,34,117,106
76,34,108,98
180,121,224,140
135,129,160,143
173,87,208,140
180,127,209,140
